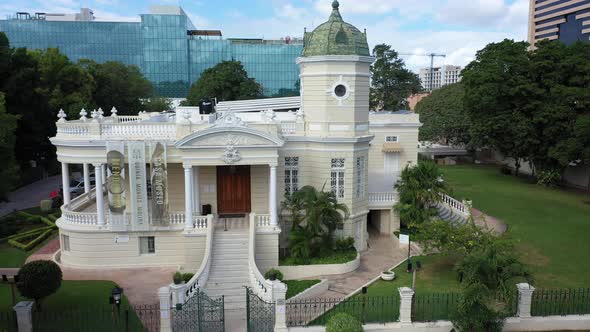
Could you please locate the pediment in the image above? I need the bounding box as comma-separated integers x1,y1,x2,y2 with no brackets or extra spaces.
176,127,284,149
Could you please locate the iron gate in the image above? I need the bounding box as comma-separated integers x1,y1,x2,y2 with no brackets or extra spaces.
172,289,225,332
246,288,275,332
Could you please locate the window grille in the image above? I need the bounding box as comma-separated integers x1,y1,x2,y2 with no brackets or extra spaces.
331,158,345,198
284,157,299,196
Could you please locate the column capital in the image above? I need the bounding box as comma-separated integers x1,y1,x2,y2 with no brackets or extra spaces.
183,164,193,170
517,283,535,293
92,162,103,167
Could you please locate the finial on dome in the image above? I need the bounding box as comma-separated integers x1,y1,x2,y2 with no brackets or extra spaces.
332,0,339,10
329,0,342,21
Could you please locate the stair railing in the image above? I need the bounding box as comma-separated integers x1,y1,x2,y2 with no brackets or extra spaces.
248,213,274,302
170,214,214,305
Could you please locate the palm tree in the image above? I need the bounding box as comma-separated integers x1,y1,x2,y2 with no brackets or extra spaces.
284,185,350,260
452,241,532,331
394,161,448,228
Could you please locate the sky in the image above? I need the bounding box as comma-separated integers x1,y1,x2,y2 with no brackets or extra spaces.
0,0,530,72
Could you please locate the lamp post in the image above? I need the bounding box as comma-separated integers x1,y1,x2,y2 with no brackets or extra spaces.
110,286,124,331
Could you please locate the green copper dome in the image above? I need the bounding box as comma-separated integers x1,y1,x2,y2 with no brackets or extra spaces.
302,1,370,57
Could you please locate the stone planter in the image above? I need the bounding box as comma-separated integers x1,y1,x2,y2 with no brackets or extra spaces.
381,271,395,281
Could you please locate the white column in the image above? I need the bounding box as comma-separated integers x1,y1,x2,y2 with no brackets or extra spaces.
184,165,194,231
13,301,34,332
269,165,278,226
61,162,70,205
517,283,535,318
158,287,172,332
94,163,105,226
399,287,415,324
193,166,201,215
101,164,107,186
83,163,90,194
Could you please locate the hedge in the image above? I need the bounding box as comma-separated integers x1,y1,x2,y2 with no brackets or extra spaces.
8,228,54,251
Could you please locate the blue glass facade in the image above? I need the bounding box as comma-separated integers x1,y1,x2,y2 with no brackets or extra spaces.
0,11,303,97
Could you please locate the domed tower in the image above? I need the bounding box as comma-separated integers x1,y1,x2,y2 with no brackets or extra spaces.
297,0,374,137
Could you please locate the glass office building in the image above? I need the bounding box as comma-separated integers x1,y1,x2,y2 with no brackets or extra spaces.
0,7,303,97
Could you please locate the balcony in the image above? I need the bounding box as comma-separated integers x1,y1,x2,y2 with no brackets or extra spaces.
368,192,398,209
58,189,208,233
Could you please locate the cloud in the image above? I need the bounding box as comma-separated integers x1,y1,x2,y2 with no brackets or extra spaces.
187,11,212,29
92,9,140,22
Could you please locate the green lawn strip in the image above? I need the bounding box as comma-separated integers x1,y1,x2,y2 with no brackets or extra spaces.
0,231,58,268
441,165,590,288
0,281,144,331
284,280,321,299
280,249,357,266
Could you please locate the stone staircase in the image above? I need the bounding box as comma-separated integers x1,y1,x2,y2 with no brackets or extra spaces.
435,202,468,224
204,217,249,310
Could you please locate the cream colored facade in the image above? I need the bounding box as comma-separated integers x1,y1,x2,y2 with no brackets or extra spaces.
50,4,420,272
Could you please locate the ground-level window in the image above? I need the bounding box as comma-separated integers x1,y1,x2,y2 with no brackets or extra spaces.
356,156,366,199
61,234,70,251
139,236,155,254
331,158,345,199
284,157,299,196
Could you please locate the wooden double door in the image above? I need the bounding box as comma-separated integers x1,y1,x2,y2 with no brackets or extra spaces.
216,165,251,215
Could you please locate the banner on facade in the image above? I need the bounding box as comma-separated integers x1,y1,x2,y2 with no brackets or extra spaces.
150,142,169,226
128,141,149,228
106,142,126,214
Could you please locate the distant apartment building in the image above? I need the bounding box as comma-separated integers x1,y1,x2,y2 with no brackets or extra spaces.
0,6,303,97
528,0,590,46
418,65,462,91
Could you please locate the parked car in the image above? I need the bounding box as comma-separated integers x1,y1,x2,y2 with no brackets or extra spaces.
60,177,96,197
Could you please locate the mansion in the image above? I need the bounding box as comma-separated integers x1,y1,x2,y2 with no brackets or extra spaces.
51,0,420,310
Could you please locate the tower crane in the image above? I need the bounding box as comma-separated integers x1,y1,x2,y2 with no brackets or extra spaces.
398,52,446,91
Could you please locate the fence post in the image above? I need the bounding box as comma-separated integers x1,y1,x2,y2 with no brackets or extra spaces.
516,283,535,318
272,280,288,332
13,301,34,332
398,287,415,325
158,286,172,332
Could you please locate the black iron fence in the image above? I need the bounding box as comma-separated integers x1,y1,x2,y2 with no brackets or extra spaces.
286,294,400,327
531,288,590,317
171,289,224,332
0,310,17,332
32,304,159,332
412,293,458,322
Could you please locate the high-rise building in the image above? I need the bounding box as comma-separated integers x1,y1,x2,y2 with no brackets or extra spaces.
528,0,590,46
418,65,462,91
0,6,303,97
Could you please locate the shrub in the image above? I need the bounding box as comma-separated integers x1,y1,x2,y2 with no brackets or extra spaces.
264,268,284,281
335,237,355,251
536,169,560,187
326,313,363,332
16,260,62,308
7,227,53,251
173,272,182,284
500,165,512,175
182,273,194,283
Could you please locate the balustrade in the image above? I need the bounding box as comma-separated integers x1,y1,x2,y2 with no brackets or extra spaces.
439,193,469,216
255,214,272,228
248,213,273,302
280,122,297,135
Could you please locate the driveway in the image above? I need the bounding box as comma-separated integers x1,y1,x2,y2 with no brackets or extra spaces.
0,175,61,217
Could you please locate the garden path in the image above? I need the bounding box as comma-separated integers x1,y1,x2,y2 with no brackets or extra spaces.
26,239,174,305
471,208,507,234
304,229,421,299
0,175,60,217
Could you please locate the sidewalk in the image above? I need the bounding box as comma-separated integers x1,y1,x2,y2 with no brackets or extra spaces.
306,230,420,299
26,238,175,305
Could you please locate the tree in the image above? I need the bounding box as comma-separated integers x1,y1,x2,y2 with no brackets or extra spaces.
184,61,263,105
81,60,153,116
370,44,422,111
16,260,63,309
461,40,537,175
394,161,448,229
143,97,172,113
283,185,349,262
0,33,10,86
452,241,531,331
0,93,18,200
416,83,471,146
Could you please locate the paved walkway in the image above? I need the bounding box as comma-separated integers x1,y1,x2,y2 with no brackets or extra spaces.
472,208,507,234
26,239,175,305
0,175,61,217
305,229,420,299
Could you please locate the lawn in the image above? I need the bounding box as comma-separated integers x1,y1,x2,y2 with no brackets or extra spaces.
284,280,321,299
442,164,590,288
0,207,60,268
0,281,145,331
363,255,460,297
280,249,357,266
